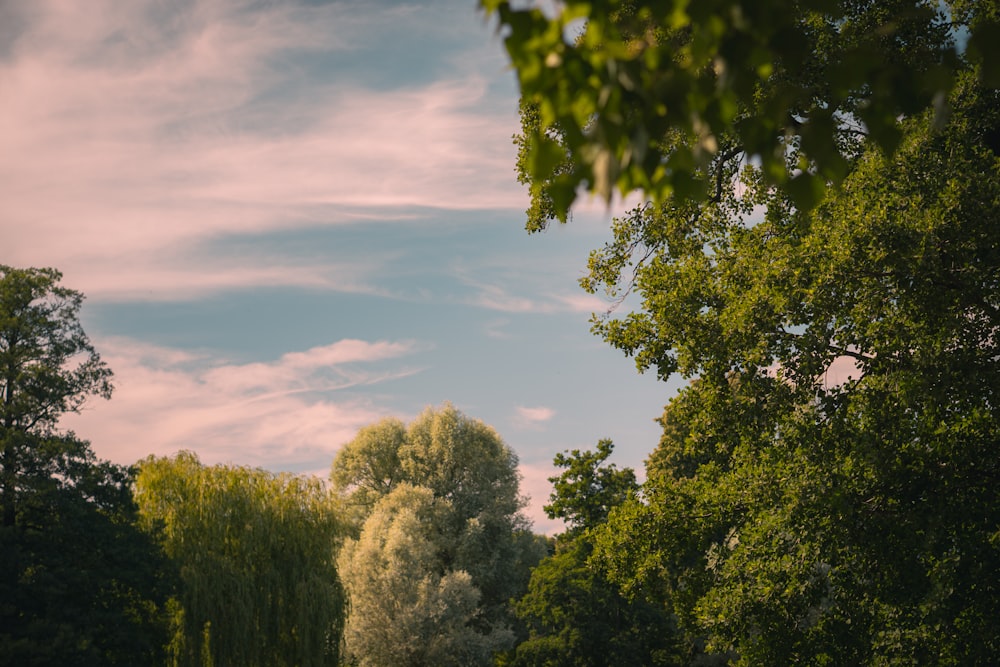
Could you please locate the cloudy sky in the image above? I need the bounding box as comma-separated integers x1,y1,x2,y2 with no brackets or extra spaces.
1,0,680,533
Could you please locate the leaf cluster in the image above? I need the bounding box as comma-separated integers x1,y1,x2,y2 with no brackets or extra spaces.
486,0,997,220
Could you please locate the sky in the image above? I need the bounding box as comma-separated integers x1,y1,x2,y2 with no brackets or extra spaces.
1,0,682,533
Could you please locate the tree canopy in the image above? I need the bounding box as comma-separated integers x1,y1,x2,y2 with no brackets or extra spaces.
332,404,545,665
487,0,1000,661
544,437,637,536
339,483,510,667
587,73,1000,664
1,265,113,526
135,452,347,667
510,442,679,667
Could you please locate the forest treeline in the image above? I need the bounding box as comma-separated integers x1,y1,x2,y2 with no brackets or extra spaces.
5,0,1000,664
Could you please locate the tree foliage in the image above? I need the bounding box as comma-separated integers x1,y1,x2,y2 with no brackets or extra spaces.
488,0,1000,660
484,0,1000,221
510,441,678,667
333,404,540,615
544,438,637,535
339,484,510,667
135,452,347,667
332,404,545,665
1,265,113,526
0,266,171,665
588,76,1000,663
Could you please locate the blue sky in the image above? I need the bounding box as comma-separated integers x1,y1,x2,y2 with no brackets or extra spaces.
1,0,680,532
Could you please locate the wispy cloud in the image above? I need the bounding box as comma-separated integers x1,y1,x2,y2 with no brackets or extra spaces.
68,252,394,303
515,405,556,426
482,317,512,339
457,273,610,315
60,336,422,471
2,0,524,299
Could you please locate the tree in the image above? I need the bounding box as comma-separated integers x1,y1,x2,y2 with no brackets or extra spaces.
332,404,546,664
544,438,637,536
1,266,112,527
338,484,510,667
135,452,347,667
512,538,683,667
330,416,405,513
589,76,1000,663
510,442,680,667
0,265,172,666
483,0,999,220
489,0,1000,658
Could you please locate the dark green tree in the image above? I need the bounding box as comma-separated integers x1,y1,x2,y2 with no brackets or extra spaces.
545,438,637,536
590,76,1000,663
0,265,173,666
489,0,1000,660
1,266,112,526
509,442,681,667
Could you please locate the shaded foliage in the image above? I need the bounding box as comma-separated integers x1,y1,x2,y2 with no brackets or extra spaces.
0,266,171,665
485,0,999,219
509,441,680,667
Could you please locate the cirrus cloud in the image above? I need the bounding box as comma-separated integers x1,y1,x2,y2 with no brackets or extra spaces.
1,0,525,300
59,336,423,471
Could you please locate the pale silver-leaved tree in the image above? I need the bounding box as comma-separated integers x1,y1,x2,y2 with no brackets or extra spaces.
337,484,512,667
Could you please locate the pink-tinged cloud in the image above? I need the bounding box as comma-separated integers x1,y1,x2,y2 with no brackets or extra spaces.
517,461,564,535
515,405,556,424
60,254,395,304
59,337,421,471
1,0,526,298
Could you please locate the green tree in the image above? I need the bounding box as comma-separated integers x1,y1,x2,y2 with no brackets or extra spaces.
590,77,1000,663
512,538,683,667
135,452,347,667
332,403,544,641
544,438,637,536
0,265,172,666
330,416,405,513
483,0,999,219
510,442,680,667
489,0,1000,658
1,266,112,527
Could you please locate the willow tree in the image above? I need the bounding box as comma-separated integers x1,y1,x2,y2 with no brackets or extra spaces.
135,452,347,667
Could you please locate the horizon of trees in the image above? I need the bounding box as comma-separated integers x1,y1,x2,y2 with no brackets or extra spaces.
6,0,1000,664
0,265,553,665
